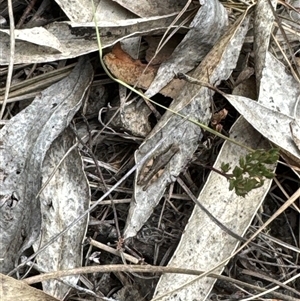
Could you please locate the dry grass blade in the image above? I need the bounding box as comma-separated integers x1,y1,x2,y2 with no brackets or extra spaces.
0,0,15,119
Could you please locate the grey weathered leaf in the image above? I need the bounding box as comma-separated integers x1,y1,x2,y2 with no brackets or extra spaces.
0,12,191,65
290,120,300,151
113,0,190,17
254,0,277,91
55,0,136,23
124,9,251,239
54,0,96,22
0,27,62,51
258,53,299,116
153,117,274,301
33,128,89,299
0,58,93,273
251,0,300,163
253,0,298,116
223,93,300,162
145,0,228,98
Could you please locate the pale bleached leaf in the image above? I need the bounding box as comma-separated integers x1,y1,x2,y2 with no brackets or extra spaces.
113,0,190,17
55,0,135,23
145,0,228,98
254,0,277,90
252,0,300,163
94,0,136,22
258,52,299,116
0,27,62,51
253,1,298,117
33,128,89,300
0,12,191,65
224,93,300,162
54,0,97,22
153,75,275,300
0,58,93,273
153,117,274,301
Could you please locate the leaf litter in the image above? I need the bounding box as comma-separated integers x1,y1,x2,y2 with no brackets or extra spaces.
1,0,300,301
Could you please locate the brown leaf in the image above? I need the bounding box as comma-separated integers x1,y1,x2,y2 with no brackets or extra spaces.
103,42,185,98
211,108,228,130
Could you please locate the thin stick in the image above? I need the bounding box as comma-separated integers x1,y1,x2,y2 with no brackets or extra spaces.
22,264,299,301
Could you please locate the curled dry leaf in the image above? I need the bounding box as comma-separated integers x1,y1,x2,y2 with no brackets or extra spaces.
145,0,228,98
211,108,228,131
103,42,186,99
104,85,152,137
104,42,158,89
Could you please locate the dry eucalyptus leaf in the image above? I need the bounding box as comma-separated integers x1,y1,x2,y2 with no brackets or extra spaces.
253,1,298,117
123,8,251,239
32,128,89,299
118,85,152,137
238,50,300,163
0,58,93,273
153,76,271,301
290,120,300,151
113,0,191,17
94,0,140,21
153,118,275,301
118,101,152,137
54,0,97,22
104,85,152,137
258,52,300,117
145,0,228,98
223,93,300,163
0,27,62,52
120,37,142,60
251,1,300,163
254,0,277,91
104,42,158,89
103,43,185,99
0,274,59,301
0,12,191,65
0,22,98,64
56,0,139,23
257,52,300,117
